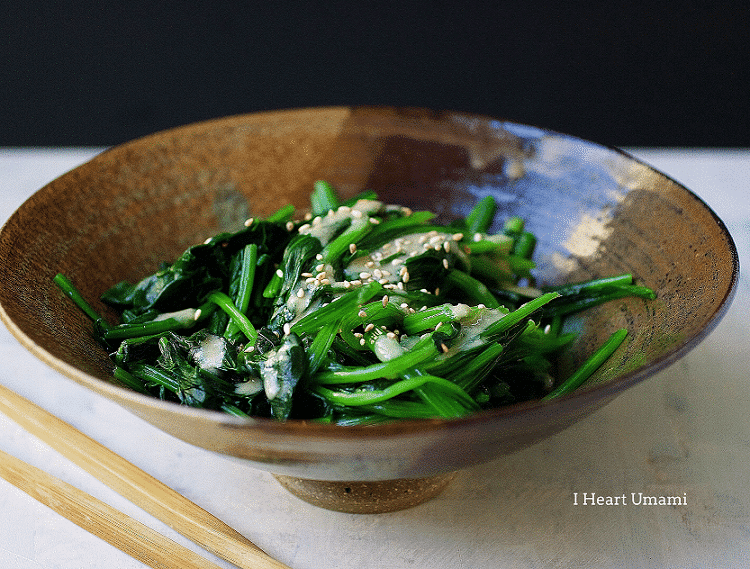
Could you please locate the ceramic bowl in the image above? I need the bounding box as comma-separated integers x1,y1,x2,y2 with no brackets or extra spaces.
0,107,738,513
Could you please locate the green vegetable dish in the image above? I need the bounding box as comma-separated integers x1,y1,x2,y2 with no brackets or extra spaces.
55,181,655,424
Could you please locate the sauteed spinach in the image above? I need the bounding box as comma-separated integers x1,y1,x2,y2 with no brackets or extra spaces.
55,181,655,424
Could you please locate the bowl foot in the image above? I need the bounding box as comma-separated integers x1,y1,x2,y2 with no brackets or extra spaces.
272,472,457,513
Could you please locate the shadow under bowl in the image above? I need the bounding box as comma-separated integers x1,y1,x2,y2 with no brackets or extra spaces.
0,107,738,512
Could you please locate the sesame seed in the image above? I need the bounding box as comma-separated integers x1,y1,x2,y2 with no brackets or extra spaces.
386,332,397,339
397,281,404,290
435,287,440,295
429,235,443,245
359,338,366,346
349,243,357,254
344,280,352,288
320,278,331,285
298,223,311,232
327,209,335,217
354,332,363,338
244,344,255,352
351,209,363,218
305,277,316,284
359,272,371,279
364,323,375,332
296,288,305,298
315,253,324,260
440,343,449,353
193,309,202,321
382,295,389,307
373,269,383,279
418,235,428,243
358,310,368,318
442,258,450,269
400,302,409,309
473,233,483,242
452,232,464,241
275,269,284,278
286,221,294,231
379,278,390,285
338,205,351,214
301,272,313,278
443,241,451,253
316,263,325,272
369,217,381,224
365,261,375,268
380,270,391,277
383,283,396,289
477,303,486,309
402,271,410,283
435,321,443,329
283,323,291,335
304,212,313,221
203,237,213,245
244,217,255,227
312,216,322,226
351,280,363,286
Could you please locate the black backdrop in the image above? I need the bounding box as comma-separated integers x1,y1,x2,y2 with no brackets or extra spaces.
3,3,749,148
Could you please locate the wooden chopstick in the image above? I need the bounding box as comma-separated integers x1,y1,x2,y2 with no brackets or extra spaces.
0,384,291,569
0,448,225,569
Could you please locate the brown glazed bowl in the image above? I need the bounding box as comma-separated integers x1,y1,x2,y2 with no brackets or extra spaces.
0,107,739,513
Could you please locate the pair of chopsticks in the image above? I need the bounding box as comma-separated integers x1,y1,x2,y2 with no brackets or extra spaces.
0,383,291,569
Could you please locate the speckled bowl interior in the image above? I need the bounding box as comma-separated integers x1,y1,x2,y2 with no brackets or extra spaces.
0,107,738,483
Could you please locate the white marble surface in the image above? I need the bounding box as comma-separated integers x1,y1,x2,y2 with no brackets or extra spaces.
0,147,748,569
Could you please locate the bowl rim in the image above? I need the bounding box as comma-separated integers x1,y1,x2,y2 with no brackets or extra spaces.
0,106,741,439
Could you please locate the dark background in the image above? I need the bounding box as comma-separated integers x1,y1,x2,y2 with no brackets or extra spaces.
3,3,749,148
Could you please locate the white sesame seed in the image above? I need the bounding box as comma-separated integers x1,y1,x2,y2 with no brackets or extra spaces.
354,332,363,338
429,235,443,245
316,253,324,260
193,309,202,321
344,280,352,288
298,223,311,232
364,323,375,332
359,272,371,279
452,232,464,241
418,235,428,243
473,233,483,242
402,271,410,283
443,241,451,253
286,221,294,231
305,277,316,284
244,344,255,352
369,217,381,224
338,205,351,214
400,302,409,309
359,338,366,346
373,269,383,279
301,272,313,278
358,310,368,318
435,287,440,295
320,278,331,285
379,278,390,285
442,258,450,269
316,263,325,272
365,261,375,268
327,209,335,217
349,243,357,254
351,280,363,286
283,323,291,335
304,212,313,220
351,209,363,218
383,283,396,289
397,281,404,290
296,288,305,298
312,216,322,226
382,296,389,307
244,217,254,227
477,303,486,309
203,237,213,245
275,269,284,278
386,332,397,339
